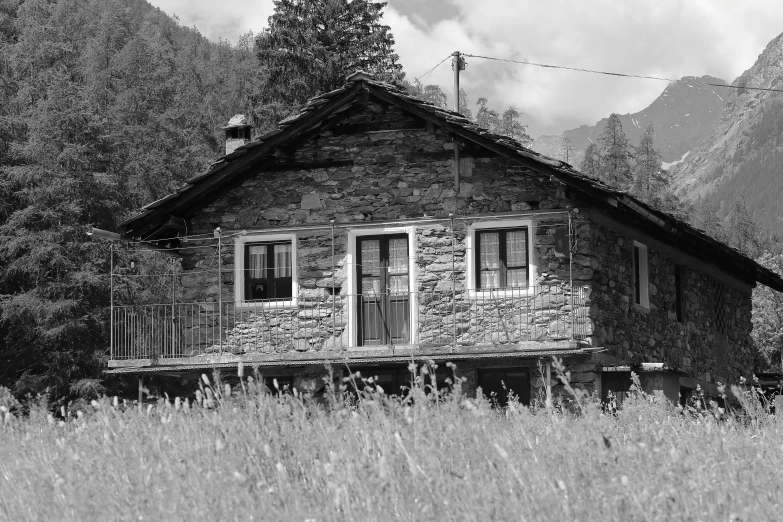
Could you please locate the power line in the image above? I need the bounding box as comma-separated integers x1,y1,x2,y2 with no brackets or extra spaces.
462,53,783,95
414,54,452,82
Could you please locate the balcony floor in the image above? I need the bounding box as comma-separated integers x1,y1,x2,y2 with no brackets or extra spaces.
106,340,597,374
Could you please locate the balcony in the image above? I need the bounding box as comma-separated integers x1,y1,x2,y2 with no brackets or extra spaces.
108,285,592,368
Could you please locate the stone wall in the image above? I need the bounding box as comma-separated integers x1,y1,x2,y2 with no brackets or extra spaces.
588,221,753,383
129,98,755,389
165,101,595,357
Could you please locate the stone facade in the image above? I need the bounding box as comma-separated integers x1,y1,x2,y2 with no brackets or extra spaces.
114,99,757,400
589,221,753,385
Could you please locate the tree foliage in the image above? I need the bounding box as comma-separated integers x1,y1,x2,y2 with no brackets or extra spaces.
253,0,403,131
0,0,257,401
753,251,783,372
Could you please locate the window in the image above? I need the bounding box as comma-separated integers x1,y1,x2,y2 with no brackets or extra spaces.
633,241,649,308
357,235,410,346
234,233,297,306
466,219,536,296
476,228,529,289
347,226,417,348
601,371,632,409
477,368,531,407
675,265,684,322
245,241,292,300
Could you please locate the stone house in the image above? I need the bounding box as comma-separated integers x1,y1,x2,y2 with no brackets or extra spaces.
108,72,783,405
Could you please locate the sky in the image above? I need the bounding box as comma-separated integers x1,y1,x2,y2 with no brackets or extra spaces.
148,0,783,138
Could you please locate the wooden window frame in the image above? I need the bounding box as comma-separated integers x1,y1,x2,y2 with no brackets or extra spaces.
244,240,293,301
234,233,298,308
356,234,411,346
675,265,684,322
633,241,649,308
475,227,529,290
346,226,417,348
466,218,536,298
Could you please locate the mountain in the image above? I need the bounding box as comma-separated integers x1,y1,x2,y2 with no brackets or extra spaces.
671,33,783,236
532,75,727,167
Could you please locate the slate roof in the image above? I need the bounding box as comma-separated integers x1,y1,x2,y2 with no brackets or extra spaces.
119,73,783,292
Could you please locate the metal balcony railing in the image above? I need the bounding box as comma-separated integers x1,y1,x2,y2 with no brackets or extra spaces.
110,285,591,361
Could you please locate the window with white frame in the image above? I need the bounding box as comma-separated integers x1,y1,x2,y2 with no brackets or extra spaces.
633,241,649,308
466,219,536,296
234,233,297,306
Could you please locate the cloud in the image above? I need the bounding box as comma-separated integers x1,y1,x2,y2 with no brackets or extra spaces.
147,0,274,42
386,0,783,136
149,0,783,137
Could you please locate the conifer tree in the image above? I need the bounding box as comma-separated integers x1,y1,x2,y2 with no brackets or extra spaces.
727,195,762,257
580,143,601,179
597,113,633,189
632,124,662,197
753,250,783,372
458,88,472,120
254,0,403,130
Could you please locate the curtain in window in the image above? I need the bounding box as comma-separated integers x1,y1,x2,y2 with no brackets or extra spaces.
247,245,267,278
388,238,409,294
506,230,527,266
506,230,527,287
361,239,381,295
479,232,500,288
274,244,292,278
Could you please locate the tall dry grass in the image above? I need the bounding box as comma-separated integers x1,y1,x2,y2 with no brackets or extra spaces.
1,361,781,522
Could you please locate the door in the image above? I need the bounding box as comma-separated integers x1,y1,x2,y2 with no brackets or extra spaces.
478,368,531,406
357,235,410,346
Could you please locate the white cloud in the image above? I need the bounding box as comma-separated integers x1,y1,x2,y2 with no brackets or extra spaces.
386,0,783,136
147,0,274,42
149,0,783,137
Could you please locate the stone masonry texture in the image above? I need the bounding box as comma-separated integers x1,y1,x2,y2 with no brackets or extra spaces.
136,100,756,397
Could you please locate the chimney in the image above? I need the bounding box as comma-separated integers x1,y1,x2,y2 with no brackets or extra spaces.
223,114,252,155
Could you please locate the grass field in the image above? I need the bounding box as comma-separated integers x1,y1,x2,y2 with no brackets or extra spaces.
1,363,781,522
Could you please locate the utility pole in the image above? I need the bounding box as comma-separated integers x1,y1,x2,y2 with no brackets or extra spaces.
452,51,466,191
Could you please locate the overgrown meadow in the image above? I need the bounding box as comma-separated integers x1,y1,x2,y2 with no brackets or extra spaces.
1,362,781,522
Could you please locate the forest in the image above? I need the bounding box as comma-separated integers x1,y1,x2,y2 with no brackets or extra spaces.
0,0,781,405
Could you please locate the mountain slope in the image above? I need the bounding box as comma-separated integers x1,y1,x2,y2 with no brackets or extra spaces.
671,33,783,235
532,75,727,166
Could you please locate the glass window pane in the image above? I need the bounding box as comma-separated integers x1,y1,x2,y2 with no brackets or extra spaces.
480,271,500,288
362,278,381,295
274,243,292,278
360,239,381,276
507,268,527,288
247,245,267,278
389,274,409,294
479,232,500,270
388,238,408,275
506,230,527,267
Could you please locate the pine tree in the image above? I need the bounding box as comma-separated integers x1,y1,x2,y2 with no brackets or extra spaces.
562,136,573,164
632,124,662,198
498,106,532,145
727,195,762,257
458,88,472,119
597,113,633,189
0,0,260,401
753,250,783,372
475,97,500,131
580,143,601,179
253,0,403,130
696,201,728,244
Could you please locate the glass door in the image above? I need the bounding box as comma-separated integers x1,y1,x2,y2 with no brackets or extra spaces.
357,235,410,346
